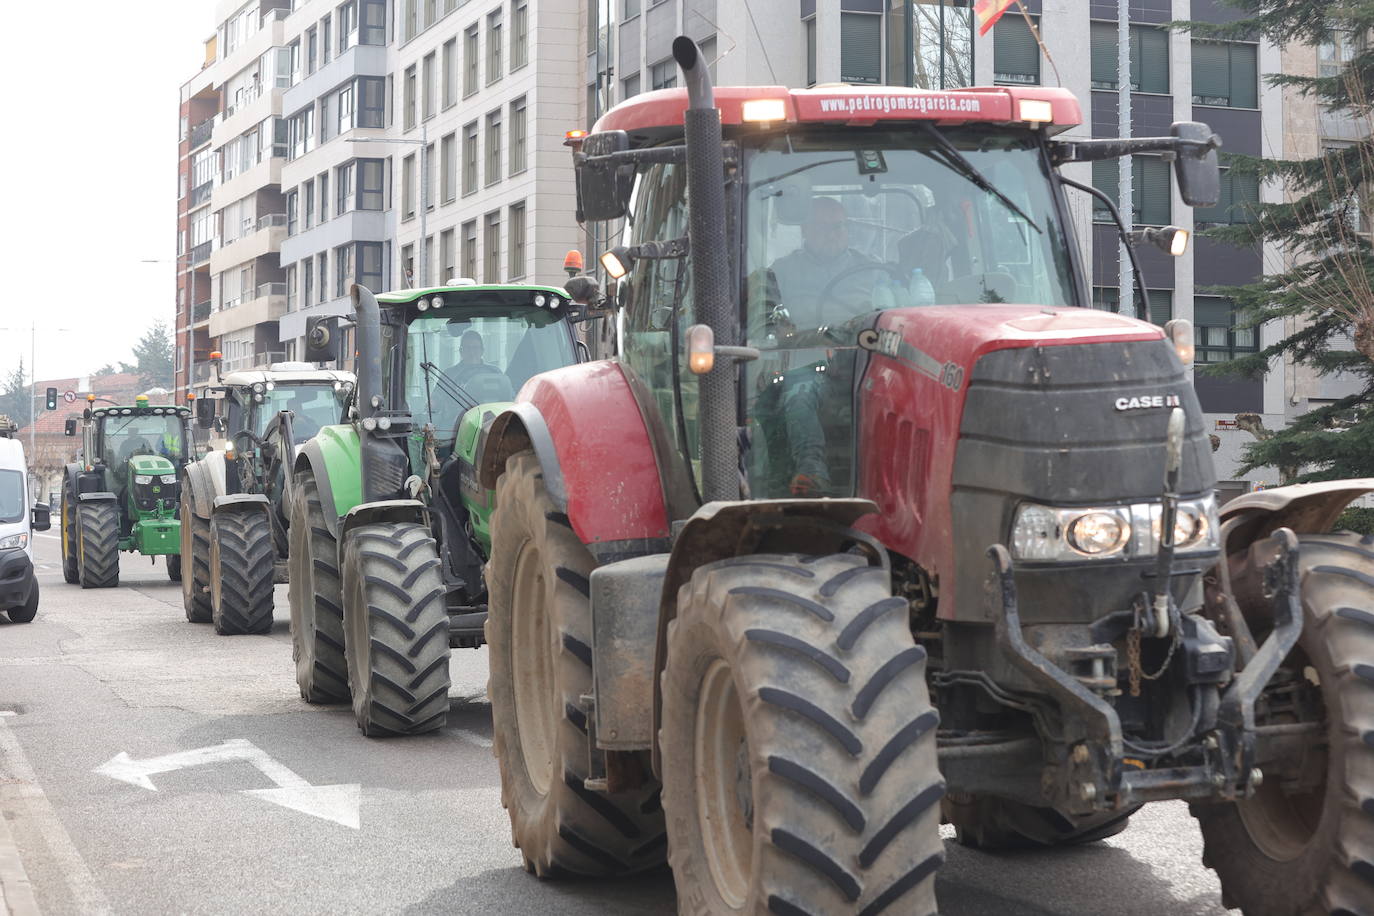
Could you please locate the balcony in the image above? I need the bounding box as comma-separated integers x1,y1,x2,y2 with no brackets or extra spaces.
211,156,283,213
189,118,214,150
209,211,288,274
208,281,288,338
192,300,211,323
189,241,213,266
222,349,286,374
190,180,214,208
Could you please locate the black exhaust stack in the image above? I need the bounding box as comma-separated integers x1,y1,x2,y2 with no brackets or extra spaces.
673,35,738,503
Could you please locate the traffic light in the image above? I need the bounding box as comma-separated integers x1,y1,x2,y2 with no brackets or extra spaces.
45,387,57,411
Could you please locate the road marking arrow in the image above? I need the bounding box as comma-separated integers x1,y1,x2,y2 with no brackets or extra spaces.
93,739,360,829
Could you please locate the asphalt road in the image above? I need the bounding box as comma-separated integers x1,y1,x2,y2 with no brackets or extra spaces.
0,534,1234,915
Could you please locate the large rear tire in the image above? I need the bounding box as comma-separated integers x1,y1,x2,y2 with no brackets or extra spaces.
487,451,665,877
1192,533,1374,915
341,522,451,736
288,468,348,703
210,509,274,635
180,480,211,622
661,552,944,916
77,501,120,589
60,480,78,584
944,795,1135,849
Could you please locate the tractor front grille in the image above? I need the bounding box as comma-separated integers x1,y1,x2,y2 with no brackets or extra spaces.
133,478,179,513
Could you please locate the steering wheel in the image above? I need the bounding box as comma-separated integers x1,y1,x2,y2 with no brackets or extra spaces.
814,263,908,315
119,437,153,461
233,429,267,453
452,363,505,382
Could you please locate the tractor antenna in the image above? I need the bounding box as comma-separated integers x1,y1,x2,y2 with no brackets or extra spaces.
742,1,777,83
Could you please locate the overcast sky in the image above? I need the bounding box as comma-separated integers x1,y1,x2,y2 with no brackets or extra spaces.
0,1,216,385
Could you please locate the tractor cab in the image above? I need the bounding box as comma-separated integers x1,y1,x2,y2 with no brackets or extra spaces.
209,366,354,446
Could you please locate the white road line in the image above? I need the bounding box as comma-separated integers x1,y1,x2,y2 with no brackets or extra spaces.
32,534,59,541
0,716,111,914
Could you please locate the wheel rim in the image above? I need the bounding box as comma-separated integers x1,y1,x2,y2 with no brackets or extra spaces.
695,658,754,908
1238,658,1328,861
510,537,557,796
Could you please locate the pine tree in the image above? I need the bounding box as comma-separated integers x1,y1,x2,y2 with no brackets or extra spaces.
119,321,174,391
1181,1,1374,484
0,358,27,425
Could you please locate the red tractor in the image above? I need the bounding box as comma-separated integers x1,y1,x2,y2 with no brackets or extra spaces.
476,38,1374,915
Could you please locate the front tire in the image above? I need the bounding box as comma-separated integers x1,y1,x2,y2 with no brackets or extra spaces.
7,582,38,623
341,522,451,736
180,479,211,622
661,553,944,915
77,501,120,589
288,468,348,703
1193,533,1374,915
60,480,78,584
166,553,182,582
210,510,274,635
487,452,665,877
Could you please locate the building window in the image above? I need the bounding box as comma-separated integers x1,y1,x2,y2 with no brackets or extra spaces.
402,153,416,220
442,38,457,109
1195,296,1258,362
509,96,527,175
461,219,477,279
1091,156,1171,225
424,0,438,28
423,142,434,209
289,106,315,160
1193,41,1258,108
285,265,297,311
307,27,318,74
319,171,330,222
303,259,314,305
484,211,501,282
1319,28,1364,77
288,39,302,85
464,25,480,97
512,2,528,70
624,0,640,17
622,72,640,100
440,132,457,202
404,65,417,130
318,252,329,304
1090,23,1169,93
1093,286,1173,326
805,17,817,87
322,14,332,65
303,179,316,229
485,111,502,186
401,243,415,287
404,0,418,40
422,52,436,120
337,83,355,135
359,158,385,210
360,0,386,45
338,161,356,215
423,235,435,286
440,228,456,282
339,0,358,50
994,15,1040,86
359,241,384,292
508,202,526,279
840,12,881,84
650,58,676,90
335,243,355,298
285,190,299,235
359,76,385,128
487,9,504,84
462,120,479,195
1194,169,1260,226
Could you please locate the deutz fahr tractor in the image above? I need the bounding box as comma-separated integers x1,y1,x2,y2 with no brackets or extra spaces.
60,395,193,589
472,38,1374,915
288,282,586,736
180,361,354,635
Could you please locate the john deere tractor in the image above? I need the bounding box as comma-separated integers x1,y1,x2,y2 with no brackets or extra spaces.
287,282,585,736
60,395,192,588
179,362,354,635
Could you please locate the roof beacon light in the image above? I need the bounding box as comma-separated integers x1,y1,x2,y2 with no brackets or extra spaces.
209,350,223,361
86,393,96,403
135,394,149,406
563,249,584,276
1019,99,1054,124
742,98,786,123
564,129,588,148
1164,318,1196,366
687,324,715,375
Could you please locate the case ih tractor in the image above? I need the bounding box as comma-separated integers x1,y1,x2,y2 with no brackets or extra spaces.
471,38,1374,916
179,362,353,635
60,395,193,589
287,282,585,736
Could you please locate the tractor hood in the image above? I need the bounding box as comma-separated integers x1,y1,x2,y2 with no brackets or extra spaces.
127,454,176,476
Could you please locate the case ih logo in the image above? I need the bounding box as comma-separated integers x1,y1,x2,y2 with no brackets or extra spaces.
1115,394,1183,411
817,94,984,116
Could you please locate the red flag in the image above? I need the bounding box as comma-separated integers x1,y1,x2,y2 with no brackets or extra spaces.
974,0,1018,35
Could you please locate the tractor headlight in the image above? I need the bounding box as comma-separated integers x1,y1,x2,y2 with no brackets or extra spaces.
252,382,265,393
134,475,153,485
0,533,27,550
160,474,178,484
1011,505,1061,561
1011,496,1219,563
1065,511,1130,556
377,416,392,430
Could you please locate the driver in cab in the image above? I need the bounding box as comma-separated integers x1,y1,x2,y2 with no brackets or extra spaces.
448,330,493,385
766,196,876,333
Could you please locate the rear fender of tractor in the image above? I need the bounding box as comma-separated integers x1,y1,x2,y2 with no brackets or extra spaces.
183,452,227,520
478,361,677,563
338,499,428,547
293,424,363,539
644,497,882,773
1219,477,1374,554
212,493,271,524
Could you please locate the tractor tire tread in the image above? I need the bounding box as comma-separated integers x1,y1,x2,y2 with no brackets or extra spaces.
77,501,120,589
210,510,274,635
289,468,348,703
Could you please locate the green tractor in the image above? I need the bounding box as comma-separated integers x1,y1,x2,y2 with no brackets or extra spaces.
289,282,586,735
60,395,193,588
180,362,355,635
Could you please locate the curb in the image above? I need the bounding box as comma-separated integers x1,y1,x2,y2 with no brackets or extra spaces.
0,791,39,916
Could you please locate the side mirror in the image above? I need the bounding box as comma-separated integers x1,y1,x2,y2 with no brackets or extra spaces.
31,503,50,532
195,397,216,429
578,130,634,221
1172,121,1221,208
305,316,341,362
564,275,601,305
64,417,78,437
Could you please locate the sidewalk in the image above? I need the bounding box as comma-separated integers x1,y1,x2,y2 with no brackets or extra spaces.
0,715,39,915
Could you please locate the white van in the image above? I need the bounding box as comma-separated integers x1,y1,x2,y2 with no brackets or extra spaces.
0,426,50,623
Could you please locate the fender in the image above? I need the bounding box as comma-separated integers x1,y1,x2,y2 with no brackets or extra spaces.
479,361,672,561
338,499,428,549
293,424,363,539
1220,478,1374,554
76,492,117,502
182,451,227,520
647,497,882,773
212,493,272,529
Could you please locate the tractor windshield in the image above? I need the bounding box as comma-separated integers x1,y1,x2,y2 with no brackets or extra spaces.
739,127,1076,498
98,414,186,466
395,306,575,445
255,384,347,440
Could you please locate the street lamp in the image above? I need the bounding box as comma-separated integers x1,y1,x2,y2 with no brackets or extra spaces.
141,254,200,400
347,124,429,288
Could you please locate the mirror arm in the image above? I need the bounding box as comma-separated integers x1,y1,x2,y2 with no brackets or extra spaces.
577,141,738,172
1050,135,1220,165
1057,175,1152,322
